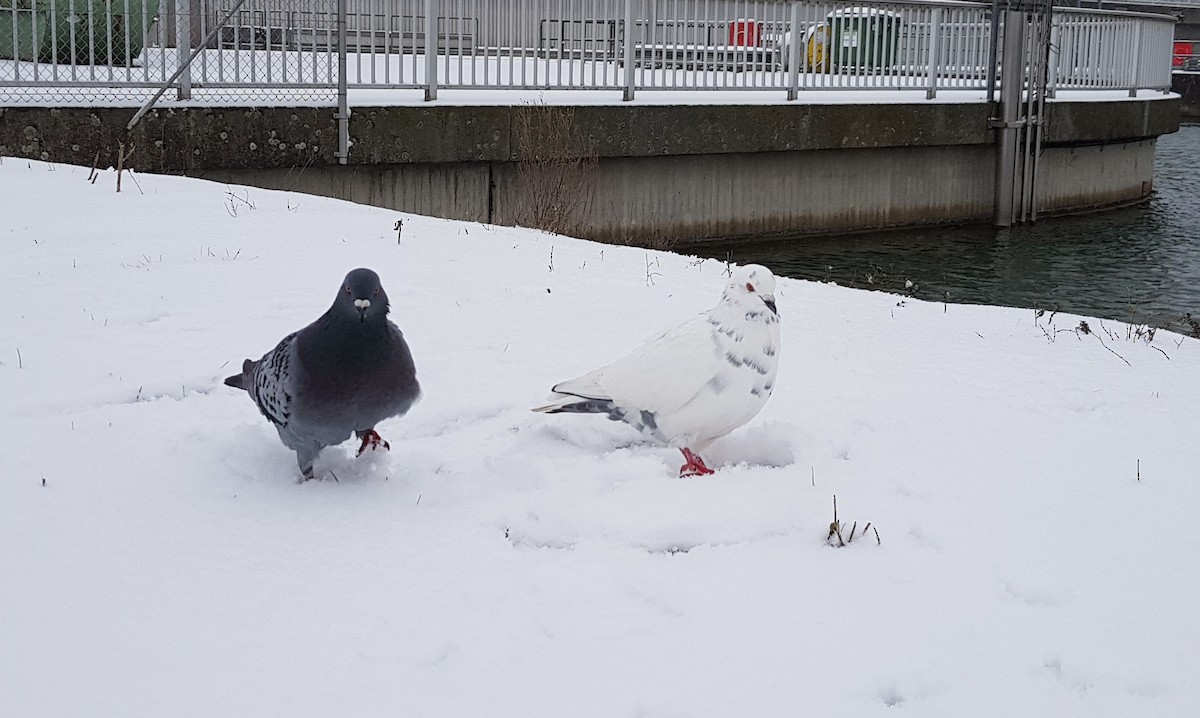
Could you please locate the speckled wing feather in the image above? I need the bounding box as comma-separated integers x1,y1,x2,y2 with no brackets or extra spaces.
244,332,298,428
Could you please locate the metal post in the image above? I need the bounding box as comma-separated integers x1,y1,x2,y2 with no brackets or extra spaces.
1045,20,1059,99
1129,19,1142,98
927,7,943,100
994,7,1026,228
986,0,1001,104
787,1,802,100
336,0,349,164
177,0,191,100
622,0,635,101
424,0,438,101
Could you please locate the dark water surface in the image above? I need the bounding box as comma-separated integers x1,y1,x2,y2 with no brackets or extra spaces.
688,124,1200,336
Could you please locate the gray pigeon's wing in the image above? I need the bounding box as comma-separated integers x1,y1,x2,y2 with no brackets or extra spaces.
247,331,299,428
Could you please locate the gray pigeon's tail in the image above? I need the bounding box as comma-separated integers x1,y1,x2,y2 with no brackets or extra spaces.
223,359,255,391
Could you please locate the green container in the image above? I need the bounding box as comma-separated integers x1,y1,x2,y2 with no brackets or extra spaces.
51,0,162,65
826,8,901,73
1,0,159,65
0,2,49,61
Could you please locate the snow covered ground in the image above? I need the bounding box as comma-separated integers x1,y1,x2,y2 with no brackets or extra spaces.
2,158,1198,716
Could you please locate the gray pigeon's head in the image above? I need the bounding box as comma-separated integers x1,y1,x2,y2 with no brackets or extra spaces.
725,264,778,316
334,268,390,323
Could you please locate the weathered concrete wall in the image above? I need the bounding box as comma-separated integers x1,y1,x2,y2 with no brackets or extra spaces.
492,145,997,242
0,102,1001,170
1037,140,1156,214
208,163,492,223
0,106,340,171
197,137,1157,243
0,97,1181,241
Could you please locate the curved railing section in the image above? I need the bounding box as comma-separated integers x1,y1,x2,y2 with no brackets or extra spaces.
0,0,1177,102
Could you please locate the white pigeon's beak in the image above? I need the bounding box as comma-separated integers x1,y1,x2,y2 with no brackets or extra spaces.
762,296,777,315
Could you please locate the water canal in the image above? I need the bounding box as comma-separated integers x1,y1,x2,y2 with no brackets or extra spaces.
693,124,1200,336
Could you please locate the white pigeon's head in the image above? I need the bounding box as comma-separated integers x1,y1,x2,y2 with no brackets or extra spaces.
724,264,778,317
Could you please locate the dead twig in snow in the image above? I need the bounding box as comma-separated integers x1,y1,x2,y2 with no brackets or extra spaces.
826,494,880,548
116,142,135,193
645,253,662,286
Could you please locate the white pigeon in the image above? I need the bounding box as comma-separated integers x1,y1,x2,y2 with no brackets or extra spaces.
532,264,781,476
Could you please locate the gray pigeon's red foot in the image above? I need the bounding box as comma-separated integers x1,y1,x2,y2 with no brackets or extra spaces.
679,448,715,477
356,429,390,456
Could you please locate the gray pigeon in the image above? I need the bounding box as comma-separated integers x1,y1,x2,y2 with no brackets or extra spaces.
224,268,420,480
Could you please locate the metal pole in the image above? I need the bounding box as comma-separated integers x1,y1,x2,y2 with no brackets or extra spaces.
993,7,1026,228
985,0,1001,104
1129,18,1143,98
1020,13,1037,223
787,1,802,100
336,0,349,164
177,0,191,100
1028,1,1053,222
622,0,635,101
424,0,438,101
1045,19,1059,98
927,7,943,100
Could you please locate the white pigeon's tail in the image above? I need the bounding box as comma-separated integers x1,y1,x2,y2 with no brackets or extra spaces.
530,392,613,414
530,395,581,413
530,374,613,414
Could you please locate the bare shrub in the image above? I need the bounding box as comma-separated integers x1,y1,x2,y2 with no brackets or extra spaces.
509,103,597,237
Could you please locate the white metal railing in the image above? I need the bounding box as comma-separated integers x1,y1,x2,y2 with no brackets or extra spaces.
0,0,1177,101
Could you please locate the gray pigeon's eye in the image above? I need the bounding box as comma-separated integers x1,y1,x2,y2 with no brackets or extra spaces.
345,286,351,294
373,287,380,296
745,283,755,293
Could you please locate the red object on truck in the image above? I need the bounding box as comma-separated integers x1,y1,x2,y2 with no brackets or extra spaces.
1175,41,1194,69
729,20,761,47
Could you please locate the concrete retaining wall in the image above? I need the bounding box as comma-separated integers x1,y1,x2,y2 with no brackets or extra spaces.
0,97,1180,242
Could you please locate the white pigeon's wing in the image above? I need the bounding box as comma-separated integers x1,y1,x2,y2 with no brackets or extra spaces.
567,314,721,418
247,332,299,428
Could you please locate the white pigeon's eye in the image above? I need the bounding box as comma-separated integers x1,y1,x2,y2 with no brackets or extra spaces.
745,283,755,293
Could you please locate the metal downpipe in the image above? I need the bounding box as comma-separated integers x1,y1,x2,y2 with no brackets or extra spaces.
994,7,1027,228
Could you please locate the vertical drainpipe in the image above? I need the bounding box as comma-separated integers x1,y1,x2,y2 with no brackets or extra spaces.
336,0,349,165
993,6,1026,228
177,0,191,100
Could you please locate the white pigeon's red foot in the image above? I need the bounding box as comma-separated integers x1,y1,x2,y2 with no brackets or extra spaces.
356,429,391,456
679,448,715,477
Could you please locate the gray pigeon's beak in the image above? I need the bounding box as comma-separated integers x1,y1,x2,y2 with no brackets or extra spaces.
354,298,371,321
763,297,777,315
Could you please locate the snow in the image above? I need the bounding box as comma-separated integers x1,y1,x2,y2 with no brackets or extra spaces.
2,158,1199,716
